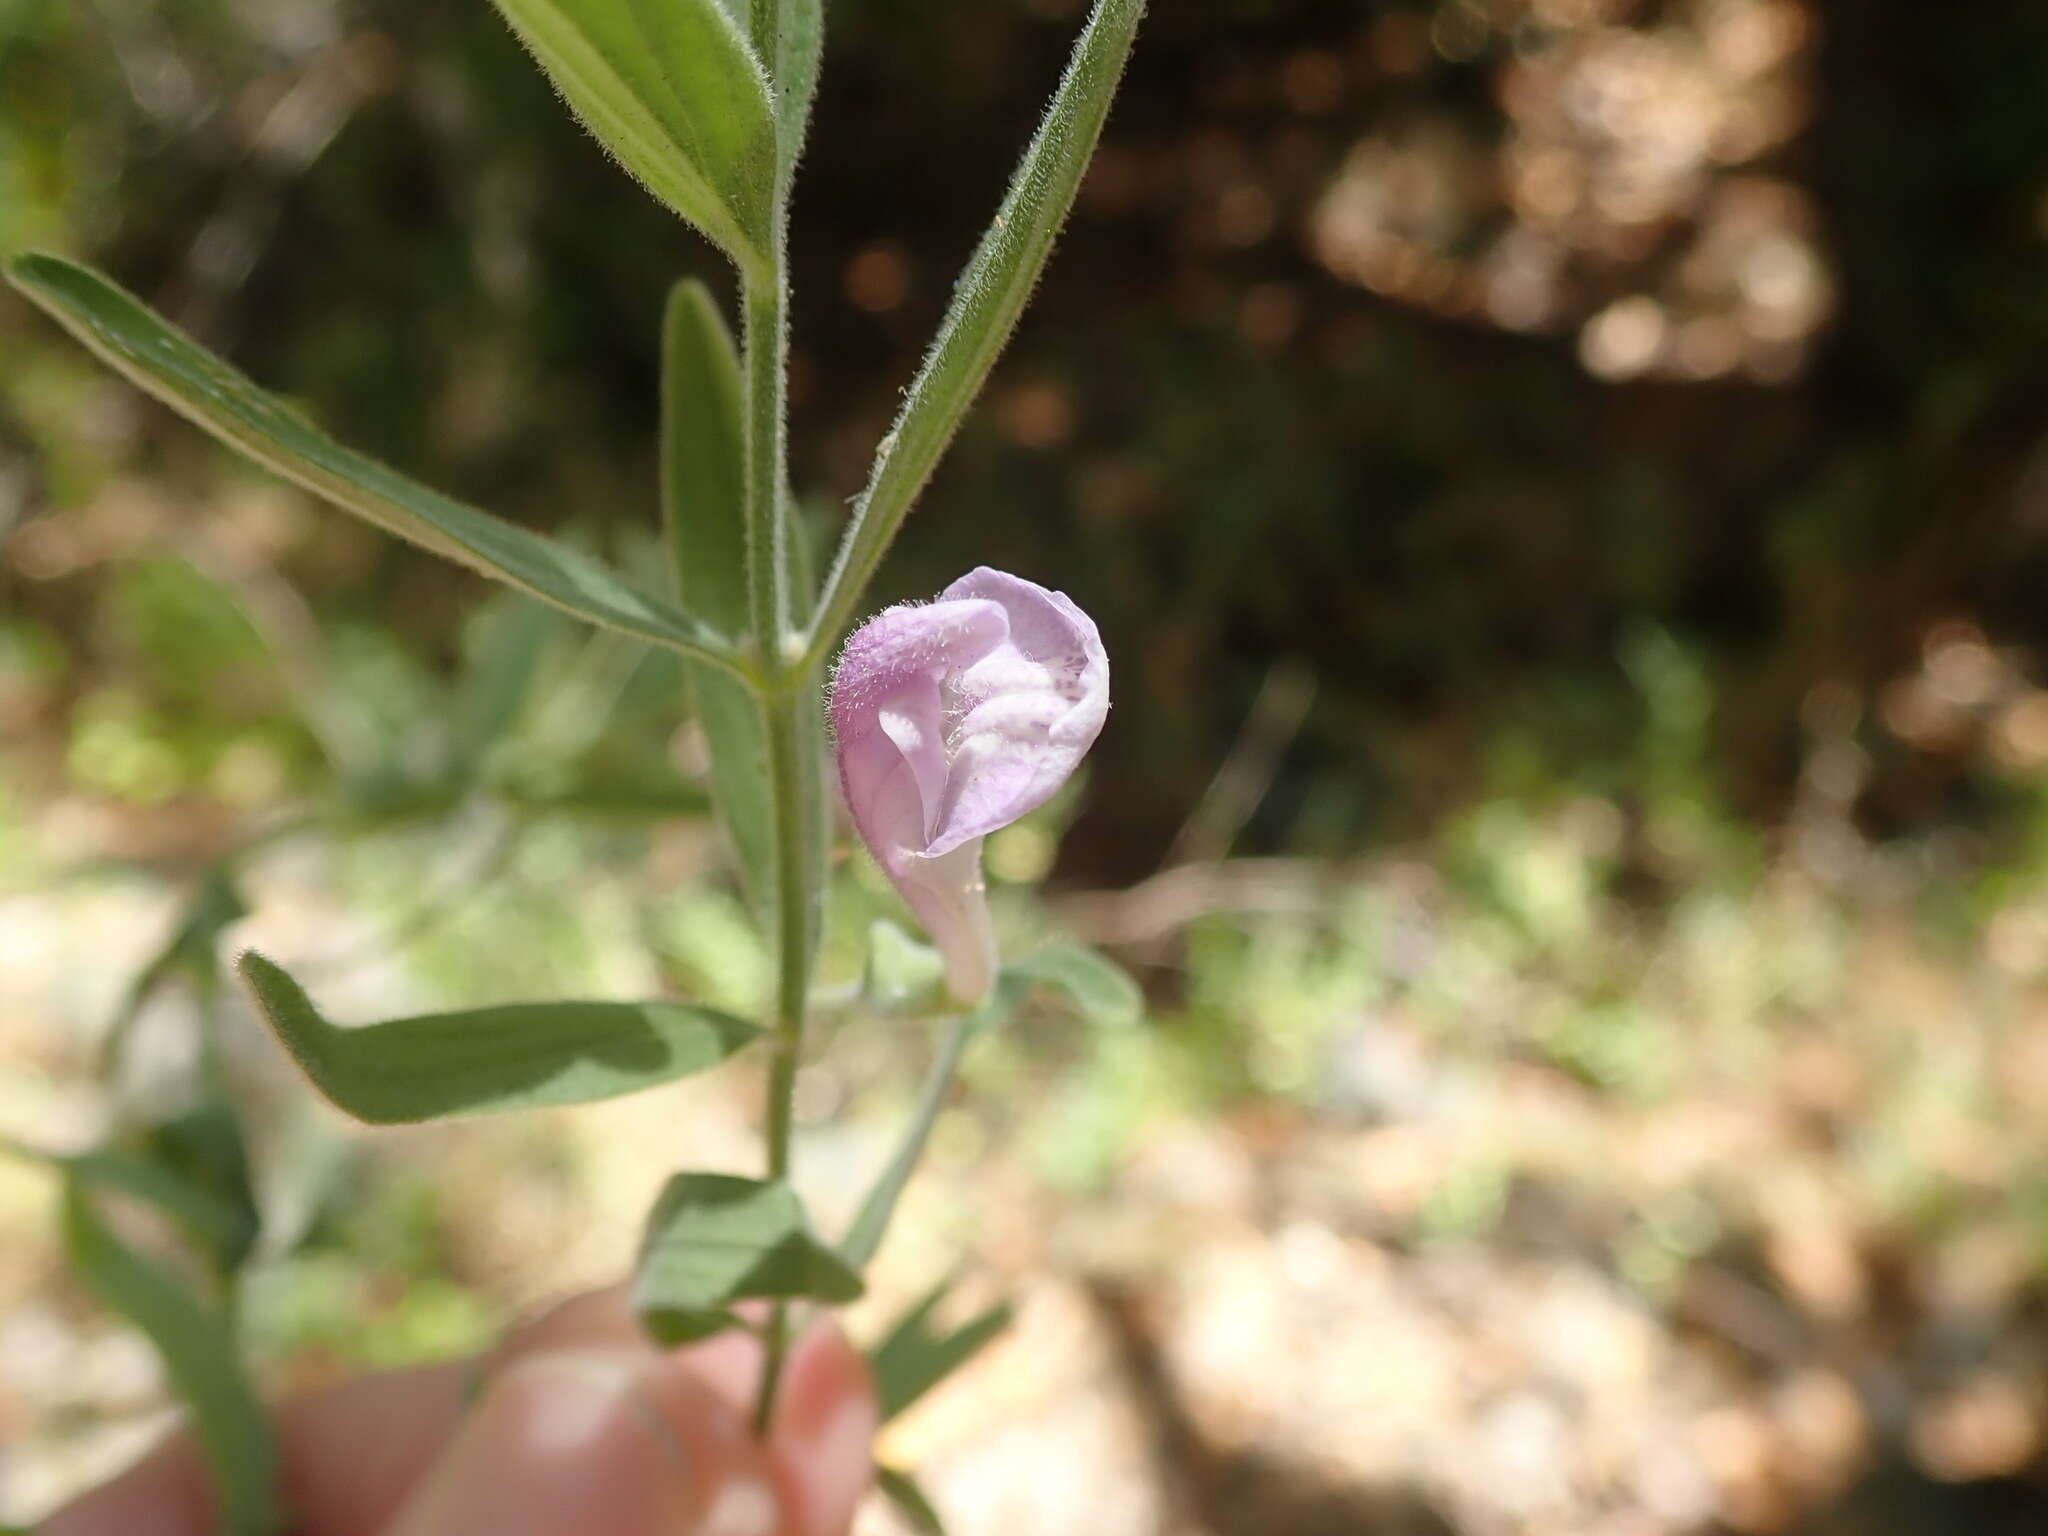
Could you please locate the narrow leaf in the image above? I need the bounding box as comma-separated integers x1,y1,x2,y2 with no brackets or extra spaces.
662,280,749,629
238,951,759,1124
839,1010,973,1269
63,1178,282,1535
451,595,567,777
3,254,736,668
635,1173,864,1342
661,286,832,944
488,0,775,268
54,1151,252,1265
870,1277,1014,1421
101,865,248,1072
141,1105,262,1274
0,1131,256,1280
662,281,776,918
806,0,1147,653
1003,943,1142,1028
842,945,1139,1267
773,0,825,169
875,1466,946,1534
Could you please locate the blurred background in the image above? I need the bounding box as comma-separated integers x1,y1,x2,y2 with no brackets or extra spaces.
5,0,2048,1530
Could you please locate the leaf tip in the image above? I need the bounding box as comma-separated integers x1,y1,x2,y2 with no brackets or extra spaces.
2,248,62,294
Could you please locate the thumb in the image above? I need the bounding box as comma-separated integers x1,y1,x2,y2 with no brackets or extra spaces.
383,1348,788,1536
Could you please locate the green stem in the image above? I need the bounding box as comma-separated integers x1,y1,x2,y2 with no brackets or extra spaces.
741,278,787,658
752,683,812,1434
737,0,826,1439
739,110,810,1421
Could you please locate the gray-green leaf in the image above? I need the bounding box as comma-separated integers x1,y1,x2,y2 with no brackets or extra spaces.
870,1277,1013,1421
136,1104,261,1276
772,0,825,170
450,595,568,779
1000,943,1142,1029
101,865,248,1073
63,1178,282,1535
635,1173,864,1343
838,1008,973,1270
2,254,735,668
662,281,776,913
1,1123,258,1283
805,0,1147,653
238,951,759,1125
841,944,1141,1268
488,0,776,270
660,282,831,943
875,1465,946,1534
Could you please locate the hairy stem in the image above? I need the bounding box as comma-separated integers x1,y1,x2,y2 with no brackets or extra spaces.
741,278,787,657
753,683,812,1433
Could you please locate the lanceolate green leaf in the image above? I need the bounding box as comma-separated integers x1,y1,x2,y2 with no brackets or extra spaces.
839,1009,974,1269
101,865,247,1073
3,254,737,670
138,1105,263,1275
841,944,1141,1267
1002,943,1142,1028
772,0,825,169
0,1128,256,1282
634,1173,864,1342
238,952,759,1125
63,1179,282,1535
663,281,778,920
875,1466,946,1535
870,1277,1014,1422
450,596,567,779
488,0,775,271
662,281,750,625
804,0,1147,657
49,1150,253,1270
661,281,828,940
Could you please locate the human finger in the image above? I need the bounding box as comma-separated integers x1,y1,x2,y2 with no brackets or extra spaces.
382,1347,787,1536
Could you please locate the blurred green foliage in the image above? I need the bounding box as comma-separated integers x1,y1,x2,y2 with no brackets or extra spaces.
7,0,2048,880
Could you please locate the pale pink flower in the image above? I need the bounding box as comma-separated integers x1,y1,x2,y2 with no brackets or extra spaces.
830,568,1109,1002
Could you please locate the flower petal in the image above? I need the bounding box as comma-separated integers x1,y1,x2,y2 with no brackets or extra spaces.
831,596,1008,864
830,567,1108,1004
885,837,996,1003
926,569,1109,856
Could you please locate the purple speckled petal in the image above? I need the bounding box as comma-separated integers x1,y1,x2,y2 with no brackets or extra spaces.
829,567,1109,1002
